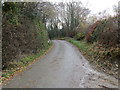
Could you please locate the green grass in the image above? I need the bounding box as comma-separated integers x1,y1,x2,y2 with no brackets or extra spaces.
68,38,92,55
18,50,47,66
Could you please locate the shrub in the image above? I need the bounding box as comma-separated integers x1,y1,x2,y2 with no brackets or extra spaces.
98,17,118,47
85,21,100,42
74,32,85,40
85,16,118,47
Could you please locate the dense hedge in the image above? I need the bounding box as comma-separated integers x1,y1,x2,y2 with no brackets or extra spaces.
85,17,119,47
2,2,49,69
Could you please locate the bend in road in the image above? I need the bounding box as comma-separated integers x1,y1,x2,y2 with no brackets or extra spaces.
3,40,118,88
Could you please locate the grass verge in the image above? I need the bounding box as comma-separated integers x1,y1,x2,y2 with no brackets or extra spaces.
67,38,92,55
1,42,53,85
67,38,118,79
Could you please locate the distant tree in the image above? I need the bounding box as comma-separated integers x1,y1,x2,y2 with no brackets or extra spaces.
55,2,90,37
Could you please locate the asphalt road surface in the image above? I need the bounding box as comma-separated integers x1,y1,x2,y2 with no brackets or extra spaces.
3,40,118,88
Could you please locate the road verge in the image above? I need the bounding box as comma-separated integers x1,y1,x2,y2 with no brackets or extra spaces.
1,41,54,85
66,38,118,79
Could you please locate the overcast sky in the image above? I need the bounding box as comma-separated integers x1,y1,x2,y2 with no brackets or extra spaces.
48,0,119,15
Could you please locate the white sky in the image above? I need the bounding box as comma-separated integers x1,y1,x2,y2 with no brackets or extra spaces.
48,0,119,15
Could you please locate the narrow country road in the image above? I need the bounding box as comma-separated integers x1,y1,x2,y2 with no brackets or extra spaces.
3,40,118,88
